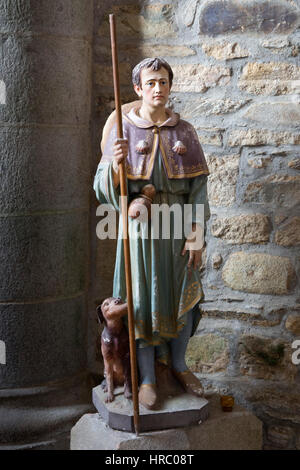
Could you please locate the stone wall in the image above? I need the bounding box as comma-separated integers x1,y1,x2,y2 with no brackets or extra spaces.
91,0,300,449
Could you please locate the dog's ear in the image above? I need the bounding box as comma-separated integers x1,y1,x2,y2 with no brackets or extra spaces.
96,305,105,325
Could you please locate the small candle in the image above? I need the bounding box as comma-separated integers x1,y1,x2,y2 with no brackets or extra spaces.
220,395,234,412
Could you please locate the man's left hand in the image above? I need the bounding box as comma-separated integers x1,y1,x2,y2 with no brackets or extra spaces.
181,243,205,270
181,223,205,270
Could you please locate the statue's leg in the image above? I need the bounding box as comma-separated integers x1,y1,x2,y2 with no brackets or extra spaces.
170,309,204,397
169,309,193,373
137,344,156,385
136,344,158,409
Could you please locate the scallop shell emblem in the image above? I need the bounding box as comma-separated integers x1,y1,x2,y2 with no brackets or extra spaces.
172,140,187,155
136,140,149,154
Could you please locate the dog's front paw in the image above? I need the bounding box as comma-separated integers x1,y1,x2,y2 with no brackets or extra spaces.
105,392,114,403
124,384,132,399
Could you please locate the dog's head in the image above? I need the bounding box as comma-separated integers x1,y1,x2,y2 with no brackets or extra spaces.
96,297,124,325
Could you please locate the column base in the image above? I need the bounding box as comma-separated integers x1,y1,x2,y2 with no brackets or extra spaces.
0,372,94,450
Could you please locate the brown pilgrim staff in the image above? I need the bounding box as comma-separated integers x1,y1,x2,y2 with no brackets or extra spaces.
109,13,139,436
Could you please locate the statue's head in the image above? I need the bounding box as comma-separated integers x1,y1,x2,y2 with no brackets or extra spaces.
132,57,173,88
132,58,173,108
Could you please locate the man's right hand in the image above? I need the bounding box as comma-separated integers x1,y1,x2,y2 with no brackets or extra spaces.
113,138,128,170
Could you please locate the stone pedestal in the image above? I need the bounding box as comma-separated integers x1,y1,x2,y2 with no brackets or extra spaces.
93,385,209,433
71,395,262,450
92,362,211,433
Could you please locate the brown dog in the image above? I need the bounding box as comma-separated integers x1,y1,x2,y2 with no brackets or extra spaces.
96,297,132,403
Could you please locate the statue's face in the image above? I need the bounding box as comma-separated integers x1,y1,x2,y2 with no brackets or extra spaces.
134,66,170,108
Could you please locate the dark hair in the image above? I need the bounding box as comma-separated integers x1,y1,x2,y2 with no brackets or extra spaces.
132,57,173,88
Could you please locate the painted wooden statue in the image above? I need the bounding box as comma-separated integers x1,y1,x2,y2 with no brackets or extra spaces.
94,58,210,409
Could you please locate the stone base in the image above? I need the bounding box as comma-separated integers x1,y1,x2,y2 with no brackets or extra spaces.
71,395,262,450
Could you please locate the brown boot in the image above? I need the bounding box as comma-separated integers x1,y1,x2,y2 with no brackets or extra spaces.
172,369,204,397
138,384,158,410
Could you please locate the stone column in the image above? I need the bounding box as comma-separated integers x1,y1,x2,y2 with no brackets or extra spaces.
0,0,93,449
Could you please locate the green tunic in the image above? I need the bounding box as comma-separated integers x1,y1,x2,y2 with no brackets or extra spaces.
94,148,210,354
